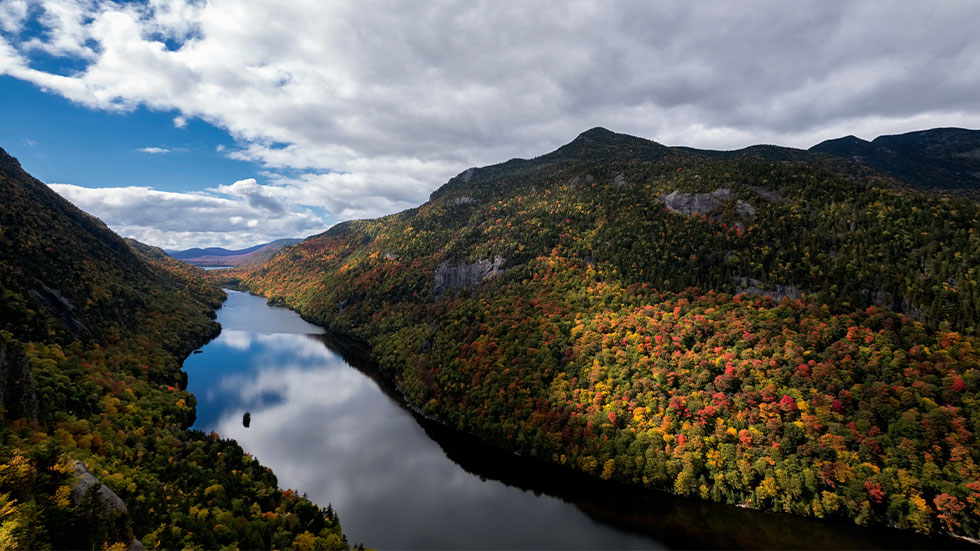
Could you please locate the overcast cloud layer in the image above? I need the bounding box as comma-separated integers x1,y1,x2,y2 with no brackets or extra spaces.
3,0,980,248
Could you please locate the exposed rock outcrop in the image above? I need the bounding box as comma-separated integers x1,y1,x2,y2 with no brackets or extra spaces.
460,167,477,182
748,185,788,204
860,288,896,309
27,284,88,336
734,276,803,302
71,460,129,514
434,257,505,293
71,460,142,550
711,188,732,201
902,295,924,321
660,187,777,223
660,188,731,216
735,200,756,217
451,195,475,206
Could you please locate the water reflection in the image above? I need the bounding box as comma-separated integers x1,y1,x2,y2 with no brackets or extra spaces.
184,291,657,550
183,291,972,550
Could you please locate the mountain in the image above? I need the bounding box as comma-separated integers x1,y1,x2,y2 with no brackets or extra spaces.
168,238,302,267
241,127,980,539
0,147,350,550
169,243,271,259
811,127,980,195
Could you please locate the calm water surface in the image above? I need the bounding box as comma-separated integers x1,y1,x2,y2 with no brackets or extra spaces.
182,290,972,550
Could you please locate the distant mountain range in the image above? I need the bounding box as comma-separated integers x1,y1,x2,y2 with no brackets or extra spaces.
810,127,980,194
168,238,302,267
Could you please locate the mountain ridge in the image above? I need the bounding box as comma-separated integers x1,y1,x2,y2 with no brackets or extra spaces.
241,126,980,540
810,127,980,193
168,238,303,267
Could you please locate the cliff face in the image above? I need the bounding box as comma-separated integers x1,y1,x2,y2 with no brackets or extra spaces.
434,257,505,293
27,284,89,336
660,189,728,215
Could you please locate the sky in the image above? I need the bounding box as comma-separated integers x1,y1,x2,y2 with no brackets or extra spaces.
2,1,980,250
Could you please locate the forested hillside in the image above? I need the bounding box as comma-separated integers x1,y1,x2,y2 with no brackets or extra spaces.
811,128,980,196
0,147,352,550
243,128,980,539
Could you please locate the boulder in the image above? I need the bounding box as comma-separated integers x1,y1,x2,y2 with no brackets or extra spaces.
70,460,128,514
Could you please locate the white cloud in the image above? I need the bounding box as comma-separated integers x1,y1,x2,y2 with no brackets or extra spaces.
173,115,187,128
17,0,96,60
0,0,28,34
4,1,980,247
137,146,172,154
47,182,327,249
214,168,432,221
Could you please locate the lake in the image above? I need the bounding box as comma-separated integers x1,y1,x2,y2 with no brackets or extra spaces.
182,290,972,550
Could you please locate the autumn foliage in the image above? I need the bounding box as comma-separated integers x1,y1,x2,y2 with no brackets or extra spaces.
243,130,980,539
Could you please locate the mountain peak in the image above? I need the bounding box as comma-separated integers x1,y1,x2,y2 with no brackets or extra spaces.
0,146,24,175
570,127,660,147
575,127,618,140
810,135,870,151
552,127,667,162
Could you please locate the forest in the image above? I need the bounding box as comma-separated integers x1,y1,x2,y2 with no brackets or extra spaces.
240,128,980,540
0,147,354,550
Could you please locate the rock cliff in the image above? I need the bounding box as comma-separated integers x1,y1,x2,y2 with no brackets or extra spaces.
434,257,505,293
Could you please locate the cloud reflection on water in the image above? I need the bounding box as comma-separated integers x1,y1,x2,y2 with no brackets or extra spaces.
217,329,253,351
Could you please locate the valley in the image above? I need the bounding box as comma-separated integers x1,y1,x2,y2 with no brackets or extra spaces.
3,125,980,548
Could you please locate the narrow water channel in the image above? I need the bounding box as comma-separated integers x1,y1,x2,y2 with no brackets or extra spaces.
182,290,972,550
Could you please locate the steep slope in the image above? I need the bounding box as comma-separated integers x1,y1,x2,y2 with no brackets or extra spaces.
243,128,980,539
0,147,352,550
811,127,980,195
0,147,159,343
